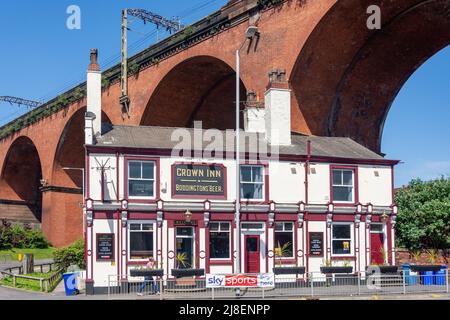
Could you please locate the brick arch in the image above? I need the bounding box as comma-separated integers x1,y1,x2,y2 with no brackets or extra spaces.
52,107,112,188
0,136,43,222
290,0,450,152
140,55,247,129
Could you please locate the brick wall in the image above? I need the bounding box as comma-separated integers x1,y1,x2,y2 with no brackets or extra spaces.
396,248,449,266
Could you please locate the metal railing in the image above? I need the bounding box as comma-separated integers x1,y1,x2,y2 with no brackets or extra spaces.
107,270,449,300
0,262,62,292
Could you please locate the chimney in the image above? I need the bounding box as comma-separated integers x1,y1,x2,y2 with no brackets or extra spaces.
86,49,102,144
243,90,265,133
264,68,291,145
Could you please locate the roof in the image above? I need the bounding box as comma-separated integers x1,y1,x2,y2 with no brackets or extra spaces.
94,125,393,162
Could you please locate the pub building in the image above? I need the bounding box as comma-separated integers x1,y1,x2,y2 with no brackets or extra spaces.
83,51,399,294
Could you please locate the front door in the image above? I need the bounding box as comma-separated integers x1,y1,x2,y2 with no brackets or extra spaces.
245,235,260,273
176,227,194,269
370,224,385,265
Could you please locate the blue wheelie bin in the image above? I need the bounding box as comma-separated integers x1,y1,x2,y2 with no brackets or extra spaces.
402,264,417,285
63,272,80,296
422,271,435,285
435,265,447,286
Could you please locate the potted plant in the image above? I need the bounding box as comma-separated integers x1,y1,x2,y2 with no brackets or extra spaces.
129,259,164,277
367,247,398,274
272,241,305,275
171,252,205,278
410,249,442,272
320,259,353,274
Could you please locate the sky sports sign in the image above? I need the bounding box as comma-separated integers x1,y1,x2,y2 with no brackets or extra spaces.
206,273,275,288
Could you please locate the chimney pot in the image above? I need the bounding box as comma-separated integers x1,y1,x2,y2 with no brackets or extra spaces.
89,49,100,72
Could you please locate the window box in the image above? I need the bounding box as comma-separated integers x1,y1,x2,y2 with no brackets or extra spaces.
130,269,164,277
171,268,205,278
320,266,353,274
410,265,442,272
273,266,305,275
366,265,398,274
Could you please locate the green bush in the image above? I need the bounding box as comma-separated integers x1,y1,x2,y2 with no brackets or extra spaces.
0,220,50,250
53,239,86,271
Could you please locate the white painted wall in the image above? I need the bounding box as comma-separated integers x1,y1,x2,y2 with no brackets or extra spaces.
264,88,291,146
91,219,118,288
358,165,392,205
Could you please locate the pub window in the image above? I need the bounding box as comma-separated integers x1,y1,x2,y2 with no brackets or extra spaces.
331,168,354,202
128,160,156,198
209,222,231,259
129,222,154,260
274,222,294,258
331,223,353,256
240,165,264,200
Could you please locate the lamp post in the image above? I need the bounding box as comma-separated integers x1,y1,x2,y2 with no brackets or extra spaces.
235,26,259,278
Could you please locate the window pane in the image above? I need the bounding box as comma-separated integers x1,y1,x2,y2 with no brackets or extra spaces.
210,232,230,259
142,162,154,179
370,224,383,232
284,222,293,231
176,227,193,237
274,222,283,231
332,240,351,255
333,186,353,202
333,224,351,239
129,162,141,179
240,166,252,182
246,237,258,252
130,223,141,231
129,180,154,197
142,224,152,231
242,223,263,230
252,166,263,182
130,232,153,259
332,170,342,185
342,170,353,186
220,222,230,231
274,233,293,257
209,222,219,231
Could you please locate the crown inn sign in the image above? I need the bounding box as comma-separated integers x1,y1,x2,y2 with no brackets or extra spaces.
81,49,399,295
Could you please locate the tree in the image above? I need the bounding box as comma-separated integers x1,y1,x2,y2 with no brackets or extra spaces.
395,177,450,251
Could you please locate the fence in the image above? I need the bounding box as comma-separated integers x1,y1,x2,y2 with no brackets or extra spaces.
0,262,62,292
107,270,449,300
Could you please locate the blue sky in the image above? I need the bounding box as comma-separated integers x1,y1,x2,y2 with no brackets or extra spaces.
0,0,449,187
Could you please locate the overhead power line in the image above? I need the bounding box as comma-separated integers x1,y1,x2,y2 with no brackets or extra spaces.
0,96,42,109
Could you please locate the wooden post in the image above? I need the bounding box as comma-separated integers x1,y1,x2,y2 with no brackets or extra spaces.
13,275,16,287
22,254,34,274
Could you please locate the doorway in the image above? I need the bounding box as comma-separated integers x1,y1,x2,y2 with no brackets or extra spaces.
244,235,260,273
176,227,195,269
370,224,386,265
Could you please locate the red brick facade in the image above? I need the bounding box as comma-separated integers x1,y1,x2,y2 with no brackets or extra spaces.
1,0,449,246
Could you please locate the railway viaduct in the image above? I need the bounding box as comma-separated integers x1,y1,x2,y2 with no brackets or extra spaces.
0,0,449,247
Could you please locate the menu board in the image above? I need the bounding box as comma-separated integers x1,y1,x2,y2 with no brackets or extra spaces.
309,232,323,257
96,233,114,261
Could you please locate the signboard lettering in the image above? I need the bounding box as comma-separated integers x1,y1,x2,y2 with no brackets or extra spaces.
206,274,275,288
96,233,114,261
172,163,226,198
309,232,324,257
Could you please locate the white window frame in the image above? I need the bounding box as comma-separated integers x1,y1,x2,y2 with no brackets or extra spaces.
331,222,354,257
128,220,156,262
175,226,196,269
331,168,355,203
274,222,295,259
240,165,265,201
127,160,156,200
209,221,232,261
